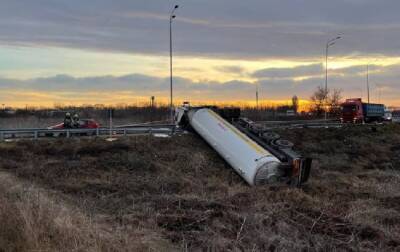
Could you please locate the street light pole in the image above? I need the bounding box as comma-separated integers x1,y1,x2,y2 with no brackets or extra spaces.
366,59,377,104
324,35,341,122
256,84,259,110
255,84,259,120
378,86,381,103
367,64,370,104
169,5,179,123
325,44,328,99
375,83,382,104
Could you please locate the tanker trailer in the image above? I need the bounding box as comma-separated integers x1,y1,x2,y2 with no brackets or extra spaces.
176,105,311,186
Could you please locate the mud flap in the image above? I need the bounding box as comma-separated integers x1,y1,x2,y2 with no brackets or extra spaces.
299,158,312,185
289,158,312,187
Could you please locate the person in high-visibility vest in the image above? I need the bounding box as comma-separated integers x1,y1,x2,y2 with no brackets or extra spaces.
64,112,72,128
72,113,80,128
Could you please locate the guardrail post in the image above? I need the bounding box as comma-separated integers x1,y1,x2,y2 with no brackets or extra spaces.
67,130,70,138
34,131,38,139
0,132,4,141
96,128,99,136
149,128,153,136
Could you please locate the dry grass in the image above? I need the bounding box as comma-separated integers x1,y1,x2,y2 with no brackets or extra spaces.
0,124,400,251
0,172,176,252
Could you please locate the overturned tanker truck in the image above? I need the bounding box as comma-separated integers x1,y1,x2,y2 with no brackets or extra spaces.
175,105,312,187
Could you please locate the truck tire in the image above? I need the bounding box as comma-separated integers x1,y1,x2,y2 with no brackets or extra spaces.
262,132,280,142
272,139,294,149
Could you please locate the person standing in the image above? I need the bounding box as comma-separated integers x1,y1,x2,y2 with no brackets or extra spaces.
72,113,80,128
64,112,72,128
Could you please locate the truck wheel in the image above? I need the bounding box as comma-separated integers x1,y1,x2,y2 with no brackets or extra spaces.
273,139,294,149
262,132,280,142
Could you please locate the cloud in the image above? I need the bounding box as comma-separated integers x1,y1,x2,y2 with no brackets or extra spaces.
0,74,255,101
252,64,323,79
0,68,398,106
214,65,245,74
251,63,396,81
331,64,382,76
1,0,400,59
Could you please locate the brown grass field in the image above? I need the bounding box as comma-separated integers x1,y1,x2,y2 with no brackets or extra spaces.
0,124,400,251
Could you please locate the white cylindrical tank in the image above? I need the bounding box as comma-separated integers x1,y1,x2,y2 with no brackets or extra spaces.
187,108,282,186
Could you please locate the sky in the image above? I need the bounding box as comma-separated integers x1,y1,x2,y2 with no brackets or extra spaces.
0,0,400,108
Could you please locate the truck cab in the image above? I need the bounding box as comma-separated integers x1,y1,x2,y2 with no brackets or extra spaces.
341,98,364,123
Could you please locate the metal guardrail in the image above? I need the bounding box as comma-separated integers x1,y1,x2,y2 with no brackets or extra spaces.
257,119,340,125
116,121,172,128
0,125,178,141
248,119,342,129
265,123,343,129
258,121,388,129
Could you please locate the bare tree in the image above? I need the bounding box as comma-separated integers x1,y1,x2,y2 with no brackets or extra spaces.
310,86,343,117
292,95,299,114
328,88,343,116
310,86,328,116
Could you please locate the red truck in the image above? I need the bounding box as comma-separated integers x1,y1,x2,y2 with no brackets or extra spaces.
341,98,385,123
